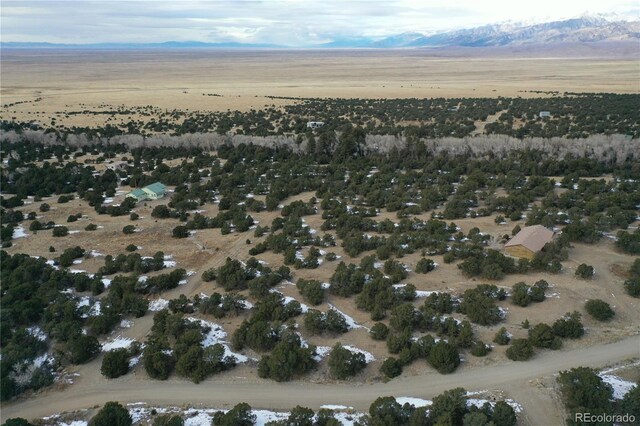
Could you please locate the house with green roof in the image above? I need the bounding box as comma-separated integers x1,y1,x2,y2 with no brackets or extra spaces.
126,188,148,201
142,182,167,200
125,182,167,202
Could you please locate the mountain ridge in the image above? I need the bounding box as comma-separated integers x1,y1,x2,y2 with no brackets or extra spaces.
3,16,639,49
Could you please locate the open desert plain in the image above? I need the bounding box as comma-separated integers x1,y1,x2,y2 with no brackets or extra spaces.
1,3,639,426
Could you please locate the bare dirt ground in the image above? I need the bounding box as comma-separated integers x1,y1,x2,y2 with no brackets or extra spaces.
1,49,638,129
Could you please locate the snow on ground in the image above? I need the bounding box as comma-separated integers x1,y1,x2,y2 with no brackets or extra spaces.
465,392,523,413
101,278,112,288
186,317,250,363
128,354,142,368
322,282,331,289
68,230,81,234
321,405,354,410
148,298,170,311
327,304,367,330
12,226,28,239
72,259,83,264
395,397,432,407
26,326,47,341
76,297,101,318
163,255,177,268
392,284,439,298
101,336,135,352
342,345,375,363
57,421,87,426
599,374,638,399
90,250,105,257
120,319,133,328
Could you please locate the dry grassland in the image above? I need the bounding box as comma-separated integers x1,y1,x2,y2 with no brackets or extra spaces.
1,49,639,129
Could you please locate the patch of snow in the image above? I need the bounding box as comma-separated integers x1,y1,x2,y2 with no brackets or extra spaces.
322,282,331,289
12,226,28,239
342,345,375,363
163,260,177,268
26,326,47,342
320,405,354,410
101,336,135,352
72,259,83,264
120,319,133,328
600,374,638,399
68,230,81,234
395,397,432,407
327,304,366,330
90,250,105,257
312,345,332,362
148,298,170,311
101,278,112,288
186,318,250,363
128,354,142,368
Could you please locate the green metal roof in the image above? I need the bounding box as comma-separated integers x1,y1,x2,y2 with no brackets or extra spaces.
143,182,166,195
129,188,147,198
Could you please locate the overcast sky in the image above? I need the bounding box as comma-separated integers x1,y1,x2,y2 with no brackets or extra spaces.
2,0,639,45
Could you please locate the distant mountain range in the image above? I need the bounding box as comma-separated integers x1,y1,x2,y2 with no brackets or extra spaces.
3,15,639,49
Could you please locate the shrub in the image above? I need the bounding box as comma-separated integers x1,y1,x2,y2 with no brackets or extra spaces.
130,213,139,221
470,340,491,357
585,299,614,321
328,343,367,379
101,348,130,378
528,323,562,349
575,263,594,279
212,402,255,426
380,357,403,378
153,415,184,426
68,335,101,364
172,226,189,238
89,401,132,426
557,367,613,421
85,223,98,231
126,244,138,252
428,341,460,374
552,311,584,338
257,333,316,382
625,278,640,298
296,279,325,305
52,226,69,237
506,339,533,361
39,203,50,212
511,282,531,307
369,322,389,341
122,225,136,235
415,258,436,274
493,327,511,345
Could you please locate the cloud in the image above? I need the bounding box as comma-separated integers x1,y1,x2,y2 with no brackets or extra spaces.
1,0,637,45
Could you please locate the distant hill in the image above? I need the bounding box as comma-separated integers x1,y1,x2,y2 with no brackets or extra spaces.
403,16,640,48
3,16,639,50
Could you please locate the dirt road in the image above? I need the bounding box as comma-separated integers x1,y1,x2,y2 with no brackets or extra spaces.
2,335,638,423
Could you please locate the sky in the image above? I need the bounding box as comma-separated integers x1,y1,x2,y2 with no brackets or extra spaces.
2,0,639,45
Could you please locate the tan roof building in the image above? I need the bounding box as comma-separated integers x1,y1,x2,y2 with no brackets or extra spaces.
504,225,554,260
